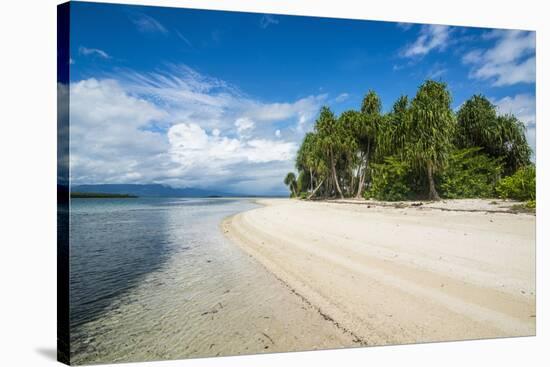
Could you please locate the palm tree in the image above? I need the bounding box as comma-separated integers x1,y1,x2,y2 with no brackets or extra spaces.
287,79,532,202
457,95,531,175
296,132,316,193
355,90,382,198
296,132,330,198
408,80,454,200
315,106,348,199
361,89,382,115
284,172,298,197
383,95,409,156
456,94,498,149
495,114,531,174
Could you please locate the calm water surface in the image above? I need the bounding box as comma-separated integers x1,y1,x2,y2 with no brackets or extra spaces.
69,198,352,364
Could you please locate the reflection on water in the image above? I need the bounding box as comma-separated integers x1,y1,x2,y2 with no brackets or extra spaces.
71,199,172,328
69,198,354,364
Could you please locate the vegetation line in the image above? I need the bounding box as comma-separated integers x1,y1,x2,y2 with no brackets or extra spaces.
322,199,532,215
283,79,535,207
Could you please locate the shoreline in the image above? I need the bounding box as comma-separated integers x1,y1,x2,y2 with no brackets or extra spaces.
222,198,535,346
71,198,359,364
310,197,533,214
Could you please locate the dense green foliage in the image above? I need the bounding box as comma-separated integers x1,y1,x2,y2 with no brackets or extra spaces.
456,95,531,175
438,148,502,199
364,156,414,201
284,80,534,202
407,80,455,200
496,165,536,201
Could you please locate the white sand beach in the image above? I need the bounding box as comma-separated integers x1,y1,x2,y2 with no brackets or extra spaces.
222,198,536,346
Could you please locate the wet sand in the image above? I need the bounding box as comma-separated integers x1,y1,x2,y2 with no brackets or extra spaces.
222,198,536,346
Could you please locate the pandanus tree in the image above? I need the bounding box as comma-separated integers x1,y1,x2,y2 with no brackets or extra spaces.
338,110,372,198
296,132,317,193
456,95,498,149
495,114,531,174
284,172,298,197
355,90,382,198
315,106,349,199
456,95,531,175
287,80,531,201
296,132,328,199
408,80,454,200
382,95,409,156
337,111,360,196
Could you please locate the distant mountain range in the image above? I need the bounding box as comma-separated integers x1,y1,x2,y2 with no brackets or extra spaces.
71,184,251,198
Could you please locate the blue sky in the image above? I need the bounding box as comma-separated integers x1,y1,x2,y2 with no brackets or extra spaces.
68,1,536,195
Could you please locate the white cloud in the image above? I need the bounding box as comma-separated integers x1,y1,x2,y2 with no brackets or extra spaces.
463,30,535,86
112,65,325,133
396,22,414,31
243,94,326,129
462,49,482,64
164,122,296,191
334,93,350,103
260,14,279,29
70,79,165,128
427,63,447,79
235,117,255,135
175,30,192,47
168,123,295,166
79,46,110,59
493,94,535,127
428,68,446,79
275,129,281,138
69,78,170,185
402,25,451,58
130,13,168,34
69,66,323,194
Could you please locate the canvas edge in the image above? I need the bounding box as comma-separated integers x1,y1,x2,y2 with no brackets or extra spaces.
57,1,71,365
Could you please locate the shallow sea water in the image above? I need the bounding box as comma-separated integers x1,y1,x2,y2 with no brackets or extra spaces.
69,198,354,364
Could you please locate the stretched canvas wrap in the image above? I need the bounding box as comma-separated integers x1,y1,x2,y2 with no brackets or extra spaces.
57,1,537,365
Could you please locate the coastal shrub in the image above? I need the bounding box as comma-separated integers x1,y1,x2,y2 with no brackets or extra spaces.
496,165,536,201
365,156,413,201
438,148,502,199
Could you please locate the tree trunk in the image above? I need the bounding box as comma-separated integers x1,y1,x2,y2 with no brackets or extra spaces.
350,170,355,197
355,168,367,198
307,179,325,199
309,168,314,192
355,141,370,199
355,159,363,194
427,162,440,201
330,149,344,199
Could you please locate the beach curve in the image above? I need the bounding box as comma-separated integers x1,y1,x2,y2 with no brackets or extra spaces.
222,198,535,346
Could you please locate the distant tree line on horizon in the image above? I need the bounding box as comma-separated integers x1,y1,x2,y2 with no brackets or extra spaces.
284,80,535,206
